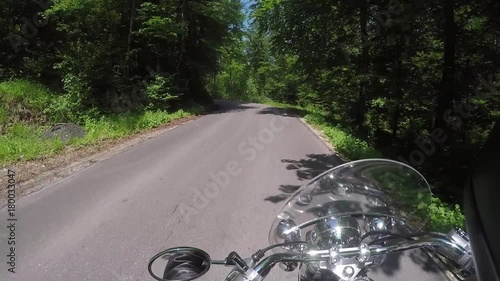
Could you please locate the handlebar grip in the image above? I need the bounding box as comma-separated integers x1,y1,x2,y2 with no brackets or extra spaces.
227,252,249,270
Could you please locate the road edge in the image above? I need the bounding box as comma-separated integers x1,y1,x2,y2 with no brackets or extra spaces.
297,117,348,162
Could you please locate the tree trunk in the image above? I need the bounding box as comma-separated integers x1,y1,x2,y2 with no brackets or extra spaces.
125,0,136,69
355,0,369,131
392,60,403,141
176,0,188,72
229,54,234,96
434,0,456,150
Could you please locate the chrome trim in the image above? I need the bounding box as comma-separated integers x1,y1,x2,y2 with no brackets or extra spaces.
357,243,370,262
287,212,407,234
252,234,468,278
254,252,329,275
370,236,467,256
330,246,340,264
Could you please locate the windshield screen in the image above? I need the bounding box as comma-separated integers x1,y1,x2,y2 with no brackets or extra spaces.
269,159,432,250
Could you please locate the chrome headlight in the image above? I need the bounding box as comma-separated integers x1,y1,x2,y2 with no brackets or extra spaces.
315,216,361,248
367,217,394,232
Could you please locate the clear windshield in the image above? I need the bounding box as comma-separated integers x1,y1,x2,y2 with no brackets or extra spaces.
269,159,432,250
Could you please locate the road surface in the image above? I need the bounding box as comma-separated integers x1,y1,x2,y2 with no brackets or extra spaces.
0,101,447,281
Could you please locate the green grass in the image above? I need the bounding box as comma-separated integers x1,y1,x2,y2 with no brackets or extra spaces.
0,79,77,127
0,80,53,111
262,100,465,232
0,124,66,163
0,80,199,165
306,120,382,160
0,109,195,165
264,101,381,159
73,110,192,145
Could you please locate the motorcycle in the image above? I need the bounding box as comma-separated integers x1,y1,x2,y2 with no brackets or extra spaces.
147,159,475,281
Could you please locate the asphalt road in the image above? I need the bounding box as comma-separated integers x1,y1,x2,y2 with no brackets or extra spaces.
0,101,447,281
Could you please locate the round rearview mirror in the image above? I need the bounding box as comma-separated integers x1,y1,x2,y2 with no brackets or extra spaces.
148,247,211,281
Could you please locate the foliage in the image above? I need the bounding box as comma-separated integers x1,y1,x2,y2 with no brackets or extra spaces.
0,0,243,164
0,80,199,165
0,108,192,165
145,75,179,110
0,110,195,165
0,80,75,129
0,0,494,232
74,109,191,145
240,0,500,208
2,0,243,112
428,196,466,232
312,122,382,160
268,102,464,232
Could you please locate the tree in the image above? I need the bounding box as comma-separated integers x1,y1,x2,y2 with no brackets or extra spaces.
250,0,500,203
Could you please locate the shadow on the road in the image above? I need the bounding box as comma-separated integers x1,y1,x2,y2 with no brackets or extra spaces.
216,104,256,113
369,249,441,277
208,100,258,114
264,185,301,203
371,252,403,277
265,154,343,204
279,184,301,193
282,153,344,181
210,100,307,119
264,194,290,203
256,107,307,118
409,250,442,273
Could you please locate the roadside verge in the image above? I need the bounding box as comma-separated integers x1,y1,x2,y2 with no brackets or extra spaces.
0,115,200,207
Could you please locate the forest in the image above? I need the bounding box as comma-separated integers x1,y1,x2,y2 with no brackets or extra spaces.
213,0,500,209
1,0,500,228
1,0,243,109
0,0,242,163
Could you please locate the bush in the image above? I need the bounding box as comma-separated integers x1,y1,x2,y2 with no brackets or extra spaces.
428,196,466,232
0,79,77,126
145,75,180,110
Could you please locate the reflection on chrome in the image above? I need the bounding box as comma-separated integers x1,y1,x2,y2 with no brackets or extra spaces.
256,234,470,278
316,216,361,248
367,217,394,232
276,219,300,242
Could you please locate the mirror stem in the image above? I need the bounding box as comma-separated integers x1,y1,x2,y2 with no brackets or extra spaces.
212,259,229,265
226,252,249,270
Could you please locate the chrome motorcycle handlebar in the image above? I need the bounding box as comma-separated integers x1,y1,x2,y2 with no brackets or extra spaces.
146,232,472,281
254,252,330,275
253,234,469,277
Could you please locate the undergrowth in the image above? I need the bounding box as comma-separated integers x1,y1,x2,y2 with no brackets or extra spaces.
0,80,200,165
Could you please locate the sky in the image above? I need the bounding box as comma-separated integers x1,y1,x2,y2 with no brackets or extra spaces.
241,0,255,28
